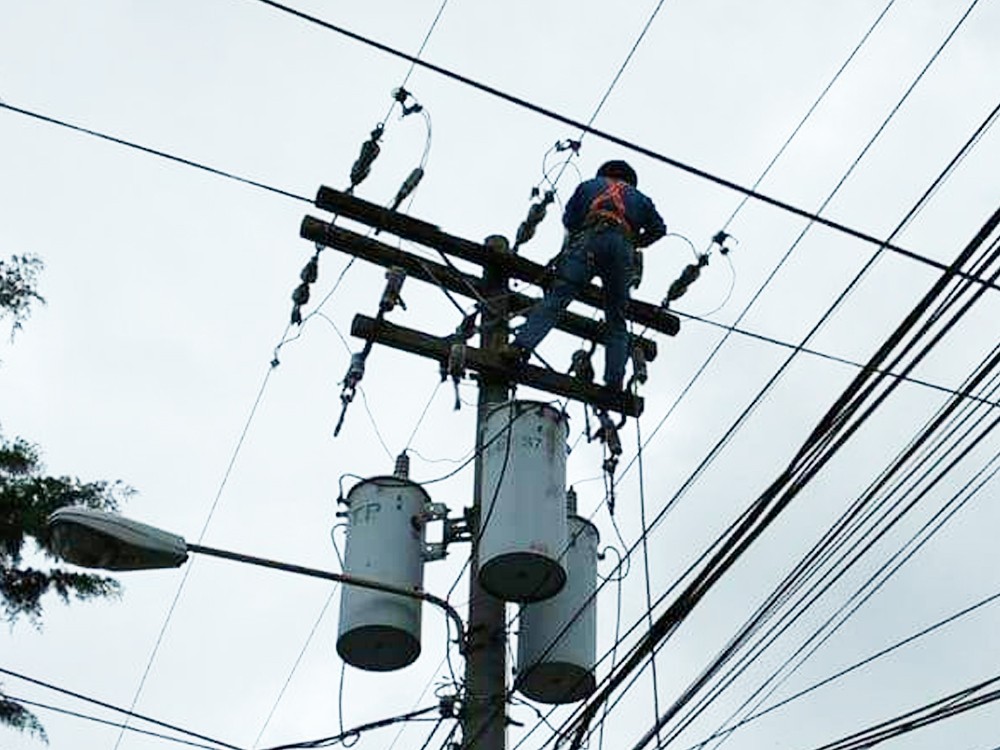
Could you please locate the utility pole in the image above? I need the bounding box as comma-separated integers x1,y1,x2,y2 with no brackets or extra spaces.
463,243,511,750
297,186,680,750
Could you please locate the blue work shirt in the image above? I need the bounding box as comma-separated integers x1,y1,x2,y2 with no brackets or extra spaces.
562,177,667,248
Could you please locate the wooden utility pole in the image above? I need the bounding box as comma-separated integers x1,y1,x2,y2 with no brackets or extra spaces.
298,186,680,750
463,246,511,750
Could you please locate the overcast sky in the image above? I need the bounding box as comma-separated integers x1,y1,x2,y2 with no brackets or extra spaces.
2,1,1000,749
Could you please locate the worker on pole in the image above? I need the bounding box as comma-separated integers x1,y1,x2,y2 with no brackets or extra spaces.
507,160,667,390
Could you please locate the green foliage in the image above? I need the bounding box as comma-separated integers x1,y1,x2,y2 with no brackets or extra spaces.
1,254,130,743
0,433,128,624
0,255,44,338
0,692,47,744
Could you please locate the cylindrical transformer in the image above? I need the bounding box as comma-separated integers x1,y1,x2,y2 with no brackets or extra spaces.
478,401,568,602
337,476,428,671
516,514,600,703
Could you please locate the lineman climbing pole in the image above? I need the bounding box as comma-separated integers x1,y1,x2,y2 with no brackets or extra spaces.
299,186,679,750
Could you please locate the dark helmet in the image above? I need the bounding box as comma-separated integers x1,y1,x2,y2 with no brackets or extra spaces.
596,160,638,187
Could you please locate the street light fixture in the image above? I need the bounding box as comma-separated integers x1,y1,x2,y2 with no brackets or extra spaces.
48,507,188,571
46,508,465,644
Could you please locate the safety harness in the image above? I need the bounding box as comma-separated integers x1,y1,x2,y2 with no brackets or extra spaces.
585,180,635,241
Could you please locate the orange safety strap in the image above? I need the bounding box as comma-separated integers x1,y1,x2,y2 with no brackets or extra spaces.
586,181,633,235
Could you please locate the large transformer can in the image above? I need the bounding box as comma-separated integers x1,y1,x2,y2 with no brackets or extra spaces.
336,476,429,671
516,512,600,703
478,401,568,602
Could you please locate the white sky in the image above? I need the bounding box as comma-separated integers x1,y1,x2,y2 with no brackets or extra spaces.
2,1,1000,749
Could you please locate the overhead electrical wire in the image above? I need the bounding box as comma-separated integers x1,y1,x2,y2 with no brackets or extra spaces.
699,446,1000,750
552,204,1000,749
247,0,1000,291
613,220,1000,750
680,585,1000,750
510,12,994,744
613,93,1000,570
515,35,1000,750
659,364,1000,749
112,361,278,750
714,0,899,233
259,704,440,750
545,0,671,191
616,5,999,505
1,695,228,750
0,102,310,203
0,667,242,750
691,356,1000,731
678,310,1000,409
653,367,1000,750
3,5,992,750
502,94,1000,750
635,416,663,743
797,673,1000,750
250,591,337,748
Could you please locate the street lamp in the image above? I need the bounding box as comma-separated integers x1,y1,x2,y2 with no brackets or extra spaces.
47,508,465,644
48,507,188,571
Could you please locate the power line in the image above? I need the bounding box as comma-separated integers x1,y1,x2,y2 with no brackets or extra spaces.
677,310,1000,409
617,229,1000,750
511,115,1000,748
0,667,242,750
4,92,995,294
114,361,279,749
560,204,1000,749
658,370,1000,750
260,704,440,750
249,0,1000,288
2,694,228,750
715,0,899,232
800,673,1000,750
0,102,310,203
680,586,1000,750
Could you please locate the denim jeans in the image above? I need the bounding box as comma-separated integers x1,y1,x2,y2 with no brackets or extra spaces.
513,226,633,389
